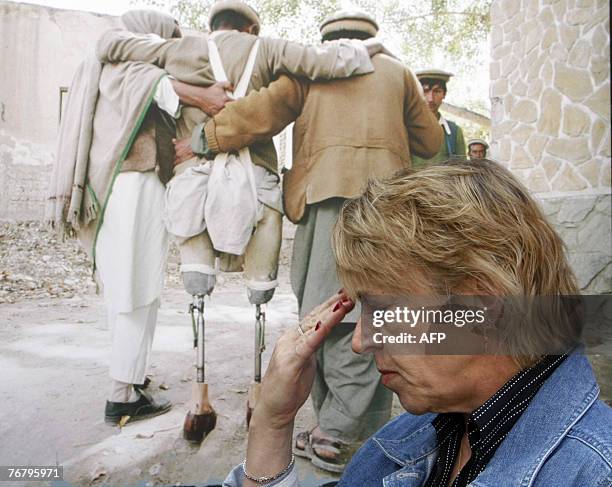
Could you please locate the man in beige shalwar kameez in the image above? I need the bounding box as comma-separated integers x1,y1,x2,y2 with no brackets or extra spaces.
48,10,231,424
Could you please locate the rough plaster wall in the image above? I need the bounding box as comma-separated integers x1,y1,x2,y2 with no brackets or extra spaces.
0,1,119,220
540,193,611,293
490,0,611,292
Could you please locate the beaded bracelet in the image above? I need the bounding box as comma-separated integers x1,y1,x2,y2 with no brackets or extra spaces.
242,453,295,484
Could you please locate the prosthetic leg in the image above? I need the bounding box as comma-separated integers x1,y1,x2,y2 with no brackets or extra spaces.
243,205,282,426
183,292,216,443
180,232,217,443
178,206,282,436
247,303,265,427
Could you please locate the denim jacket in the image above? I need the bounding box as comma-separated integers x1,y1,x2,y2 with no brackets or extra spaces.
223,351,612,486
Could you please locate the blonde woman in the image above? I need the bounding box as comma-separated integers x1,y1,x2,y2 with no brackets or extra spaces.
222,159,611,486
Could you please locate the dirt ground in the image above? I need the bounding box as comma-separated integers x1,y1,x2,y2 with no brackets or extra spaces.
0,222,610,487
0,222,352,486
1,288,348,487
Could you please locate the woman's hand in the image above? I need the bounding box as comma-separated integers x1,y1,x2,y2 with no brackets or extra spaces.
254,291,355,429
243,291,355,485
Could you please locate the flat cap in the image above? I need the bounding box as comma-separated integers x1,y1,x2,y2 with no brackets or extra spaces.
415,68,454,82
208,0,261,31
320,10,379,38
467,138,489,149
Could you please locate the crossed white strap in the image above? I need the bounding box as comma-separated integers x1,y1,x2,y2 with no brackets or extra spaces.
205,34,261,248
208,33,260,99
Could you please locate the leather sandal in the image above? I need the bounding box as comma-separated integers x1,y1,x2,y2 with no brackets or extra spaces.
294,429,315,459
294,429,354,473
310,437,354,473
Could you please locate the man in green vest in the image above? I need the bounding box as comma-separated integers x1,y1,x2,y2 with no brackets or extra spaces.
412,69,466,167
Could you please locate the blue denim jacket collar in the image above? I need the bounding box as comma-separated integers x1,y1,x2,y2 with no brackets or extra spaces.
373,414,437,467
370,350,599,486
372,416,438,486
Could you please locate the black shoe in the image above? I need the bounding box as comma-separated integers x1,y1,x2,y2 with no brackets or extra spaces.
105,389,172,425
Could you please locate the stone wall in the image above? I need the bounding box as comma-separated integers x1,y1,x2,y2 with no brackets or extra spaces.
540,193,611,293
0,2,119,220
490,0,611,292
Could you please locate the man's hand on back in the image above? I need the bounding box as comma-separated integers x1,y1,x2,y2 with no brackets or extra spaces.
194,81,234,115
173,137,194,166
170,80,234,116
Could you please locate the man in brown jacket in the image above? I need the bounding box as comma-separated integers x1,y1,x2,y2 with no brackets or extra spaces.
182,10,443,473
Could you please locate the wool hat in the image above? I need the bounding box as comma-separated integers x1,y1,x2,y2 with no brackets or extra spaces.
208,0,261,31
415,69,454,83
467,138,489,149
320,10,379,38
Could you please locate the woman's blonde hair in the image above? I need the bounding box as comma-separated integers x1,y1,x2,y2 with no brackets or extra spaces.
332,159,578,298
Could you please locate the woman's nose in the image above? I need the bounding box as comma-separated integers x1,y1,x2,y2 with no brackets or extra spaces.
352,318,383,354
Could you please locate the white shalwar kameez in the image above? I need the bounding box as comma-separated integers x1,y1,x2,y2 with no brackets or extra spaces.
96,77,179,389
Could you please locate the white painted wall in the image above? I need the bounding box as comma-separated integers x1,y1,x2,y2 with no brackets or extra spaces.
0,1,119,219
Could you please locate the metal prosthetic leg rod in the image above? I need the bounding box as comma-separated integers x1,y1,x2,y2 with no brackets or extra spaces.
247,304,266,427
194,295,207,382
183,295,217,443
254,304,266,382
